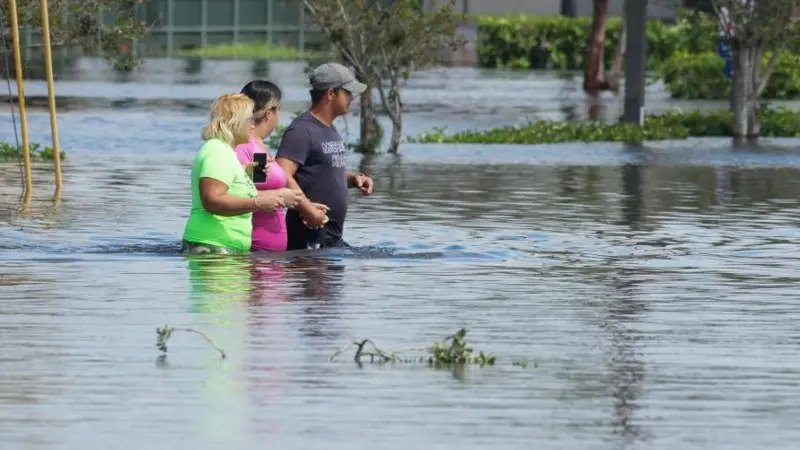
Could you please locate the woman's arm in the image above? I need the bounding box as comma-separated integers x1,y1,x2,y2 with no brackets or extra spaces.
199,178,258,216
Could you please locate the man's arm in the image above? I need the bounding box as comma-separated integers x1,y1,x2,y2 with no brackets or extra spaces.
347,171,374,195
276,157,316,216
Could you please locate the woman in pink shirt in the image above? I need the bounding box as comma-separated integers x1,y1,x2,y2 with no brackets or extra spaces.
235,80,327,251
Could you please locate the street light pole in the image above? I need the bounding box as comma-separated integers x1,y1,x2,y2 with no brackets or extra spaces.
623,0,647,124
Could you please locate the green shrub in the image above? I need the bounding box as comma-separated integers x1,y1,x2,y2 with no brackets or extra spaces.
476,9,799,72
408,120,689,145
177,42,327,60
660,51,800,99
408,108,800,145
0,142,66,162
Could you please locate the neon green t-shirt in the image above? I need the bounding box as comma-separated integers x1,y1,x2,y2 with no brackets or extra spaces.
182,138,257,252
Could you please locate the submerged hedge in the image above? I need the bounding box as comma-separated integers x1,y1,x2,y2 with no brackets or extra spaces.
659,51,800,100
408,109,800,145
476,10,720,71
0,142,65,162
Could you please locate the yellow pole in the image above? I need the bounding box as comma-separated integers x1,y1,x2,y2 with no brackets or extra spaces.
8,0,33,202
40,0,62,199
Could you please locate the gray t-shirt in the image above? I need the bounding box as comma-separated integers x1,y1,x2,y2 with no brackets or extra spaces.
277,112,349,235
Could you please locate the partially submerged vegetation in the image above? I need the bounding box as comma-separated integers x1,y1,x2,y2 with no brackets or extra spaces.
156,325,227,359
155,326,532,369
0,142,65,162
330,328,531,368
177,42,327,60
408,109,800,145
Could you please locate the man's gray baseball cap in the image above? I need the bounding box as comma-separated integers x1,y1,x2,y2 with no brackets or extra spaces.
309,62,367,95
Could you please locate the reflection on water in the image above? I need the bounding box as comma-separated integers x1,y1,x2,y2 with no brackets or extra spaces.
3,108,800,446
0,51,797,448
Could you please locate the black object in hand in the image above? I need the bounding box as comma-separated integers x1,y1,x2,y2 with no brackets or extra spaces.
252,153,267,183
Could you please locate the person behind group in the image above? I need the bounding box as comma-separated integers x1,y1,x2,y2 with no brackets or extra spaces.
275,62,375,250
182,93,303,254
234,80,329,251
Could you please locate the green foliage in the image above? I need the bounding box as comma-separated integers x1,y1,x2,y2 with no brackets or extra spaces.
0,0,147,69
408,121,689,145
303,0,464,152
0,141,65,162
475,9,799,71
408,108,800,144
328,328,531,369
660,51,800,99
427,328,496,366
645,108,800,138
177,42,327,61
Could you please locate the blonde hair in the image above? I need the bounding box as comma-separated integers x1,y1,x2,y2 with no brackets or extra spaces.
201,93,254,146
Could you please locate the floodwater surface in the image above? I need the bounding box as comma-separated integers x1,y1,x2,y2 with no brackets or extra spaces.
2,62,800,449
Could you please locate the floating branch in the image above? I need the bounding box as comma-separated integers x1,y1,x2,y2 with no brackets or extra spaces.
329,328,531,368
156,325,226,359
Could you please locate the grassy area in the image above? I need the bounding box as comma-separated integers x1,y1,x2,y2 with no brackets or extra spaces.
177,42,328,60
0,142,65,162
408,109,800,145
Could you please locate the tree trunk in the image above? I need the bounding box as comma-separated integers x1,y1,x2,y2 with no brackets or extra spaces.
358,82,380,153
731,44,759,139
607,17,626,93
386,77,403,154
387,87,402,154
584,0,609,93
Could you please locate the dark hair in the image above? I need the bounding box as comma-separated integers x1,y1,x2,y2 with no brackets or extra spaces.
310,88,328,105
240,80,282,114
309,87,348,106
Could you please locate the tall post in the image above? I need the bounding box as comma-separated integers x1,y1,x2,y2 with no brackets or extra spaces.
299,2,305,56
40,0,63,200
201,0,208,49
267,0,274,44
233,0,240,43
166,0,174,57
623,0,647,125
8,0,33,201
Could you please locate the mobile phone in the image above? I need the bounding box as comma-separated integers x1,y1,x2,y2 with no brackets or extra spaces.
252,153,267,183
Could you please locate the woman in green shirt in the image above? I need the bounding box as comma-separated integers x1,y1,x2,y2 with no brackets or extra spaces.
182,93,303,254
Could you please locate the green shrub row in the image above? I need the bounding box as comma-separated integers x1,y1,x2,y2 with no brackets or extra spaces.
476,10,718,70
408,109,800,145
477,10,800,71
659,51,800,99
0,142,65,162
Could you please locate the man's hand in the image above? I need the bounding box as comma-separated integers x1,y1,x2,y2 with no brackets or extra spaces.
301,204,329,229
349,172,373,195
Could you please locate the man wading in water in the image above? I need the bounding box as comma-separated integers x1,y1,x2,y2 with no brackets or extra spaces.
276,62,374,250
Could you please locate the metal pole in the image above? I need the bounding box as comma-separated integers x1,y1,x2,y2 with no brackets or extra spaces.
267,0,273,44
299,2,305,56
201,0,208,49
40,0,63,199
233,0,240,43
166,0,174,57
623,0,647,125
8,0,33,201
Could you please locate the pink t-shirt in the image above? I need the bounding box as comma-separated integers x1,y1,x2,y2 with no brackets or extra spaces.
234,139,288,251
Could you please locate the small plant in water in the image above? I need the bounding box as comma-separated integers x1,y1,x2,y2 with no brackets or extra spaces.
330,328,531,369
156,325,226,359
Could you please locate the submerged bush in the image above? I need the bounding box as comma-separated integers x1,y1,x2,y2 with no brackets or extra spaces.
660,51,800,100
0,142,66,162
408,109,800,145
476,9,724,71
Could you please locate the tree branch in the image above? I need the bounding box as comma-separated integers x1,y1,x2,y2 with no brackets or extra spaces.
756,50,779,97
302,0,362,70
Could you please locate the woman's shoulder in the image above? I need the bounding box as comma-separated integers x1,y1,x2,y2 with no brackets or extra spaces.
234,139,258,163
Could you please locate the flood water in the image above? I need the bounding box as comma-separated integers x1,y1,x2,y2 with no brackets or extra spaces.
2,59,800,449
